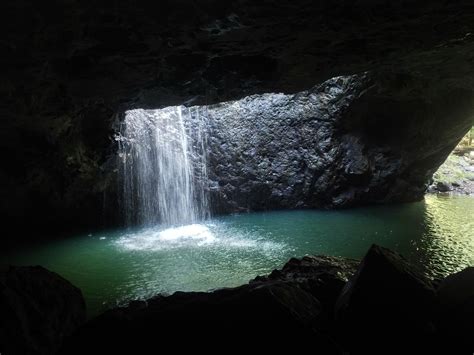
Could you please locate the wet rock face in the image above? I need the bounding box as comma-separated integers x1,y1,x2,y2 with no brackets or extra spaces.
203,75,367,212
2,0,474,234
187,74,473,212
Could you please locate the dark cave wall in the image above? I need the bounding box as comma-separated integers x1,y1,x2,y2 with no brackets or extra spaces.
336,77,474,206
1,0,474,235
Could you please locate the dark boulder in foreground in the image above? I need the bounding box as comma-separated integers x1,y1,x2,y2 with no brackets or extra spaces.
437,267,474,353
0,265,86,355
60,280,342,353
253,254,358,312
335,245,438,351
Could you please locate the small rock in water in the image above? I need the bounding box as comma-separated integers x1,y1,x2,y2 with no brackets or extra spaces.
436,181,452,192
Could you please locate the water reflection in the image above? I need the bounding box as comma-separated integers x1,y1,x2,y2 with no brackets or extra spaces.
416,195,474,278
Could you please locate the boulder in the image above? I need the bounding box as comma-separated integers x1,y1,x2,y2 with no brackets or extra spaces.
0,265,86,355
61,281,342,354
253,255,359,334
254,255,358,310
335,244,437,352
438,267,474,307
437,267,474,353
436,181,452,192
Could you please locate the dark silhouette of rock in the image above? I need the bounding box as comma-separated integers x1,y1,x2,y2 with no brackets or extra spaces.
436,181,453,192
0,265,86,355
253,254,358,310
252,254,359,334
438,267,474,307
437,267,474,353
60,281,342,353
335,244,438,352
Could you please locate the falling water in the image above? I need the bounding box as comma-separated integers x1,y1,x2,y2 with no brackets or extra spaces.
117,106,209,226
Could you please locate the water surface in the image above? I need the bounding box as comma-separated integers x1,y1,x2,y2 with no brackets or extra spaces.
2,195,473,317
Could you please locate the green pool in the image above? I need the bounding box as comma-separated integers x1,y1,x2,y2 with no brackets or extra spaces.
2,194,473,317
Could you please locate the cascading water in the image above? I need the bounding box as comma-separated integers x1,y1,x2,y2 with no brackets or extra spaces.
117,106,209,227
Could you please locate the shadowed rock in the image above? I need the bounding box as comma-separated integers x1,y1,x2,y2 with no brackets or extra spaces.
253,254,358,310
335,244,438,352
437,267,474,353
60,281,342,353
0,266,86,355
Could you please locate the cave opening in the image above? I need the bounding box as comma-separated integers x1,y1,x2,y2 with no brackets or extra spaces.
430,127,474,194
2,1,474,352
3,80,473,321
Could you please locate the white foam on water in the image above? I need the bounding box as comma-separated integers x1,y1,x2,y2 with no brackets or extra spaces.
157,224,216,243
115,222,286,254
116,224,215,251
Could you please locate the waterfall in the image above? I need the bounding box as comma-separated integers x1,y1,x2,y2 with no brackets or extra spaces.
117,106,209,227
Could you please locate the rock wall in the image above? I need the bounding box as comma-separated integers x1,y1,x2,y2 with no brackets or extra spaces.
181,73,473,213
201,75,366,212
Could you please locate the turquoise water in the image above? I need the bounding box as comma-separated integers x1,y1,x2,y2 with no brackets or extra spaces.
2,195,473,317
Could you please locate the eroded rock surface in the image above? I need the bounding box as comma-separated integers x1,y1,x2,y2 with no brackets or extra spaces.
174,74,473,213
